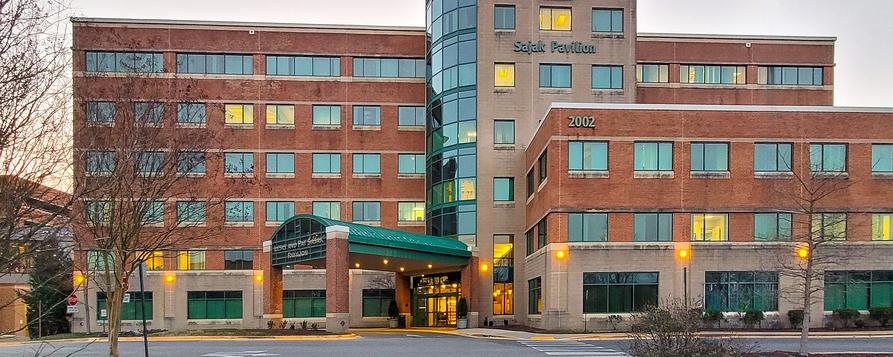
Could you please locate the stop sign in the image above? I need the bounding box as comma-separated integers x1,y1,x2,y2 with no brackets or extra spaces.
68,294,78,306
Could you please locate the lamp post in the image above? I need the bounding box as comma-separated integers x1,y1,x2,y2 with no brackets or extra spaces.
676,246,691,306
138,262,149,357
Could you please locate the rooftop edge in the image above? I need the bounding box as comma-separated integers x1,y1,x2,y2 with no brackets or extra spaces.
638,32,837,42
70,17,426,33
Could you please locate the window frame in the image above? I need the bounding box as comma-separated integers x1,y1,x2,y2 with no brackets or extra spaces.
568,213,609,242
871,144,893,173
690,142,730,172
265,201,295,223
494,4,516,30
753,213,793,241
493,177,515,202
691,213,729,241
539,63,572,89
633,213,673,242
223,250,254,270
636,64,669,83
494,63,516,87
754,142,793,173
352,153,381,175
809,143,848,173
568,141,609,172
633,142,673,172
539,6,572,31
591,8,623,33
591,65,623,89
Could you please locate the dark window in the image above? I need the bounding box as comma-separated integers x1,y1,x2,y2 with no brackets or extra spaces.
398,106,426,126
568,213,608,242
754,143,793,172
539,64,572,88
354,58,425,78
810,143,847,173
592,8,623,33
97,292,153,320
85,51,163,73
591,65,623,89
760,66,823,86
133,102,164,125
634,213,673,242
186,291,243,319
634,142,673,171
824,271,893,311
266,55,340,76
85,101,116,124
493,177,514,202
705,272,778,312
353,201,381,222
583,272,659,313
176,54,253,75
691,142,729,172
283,290,326,318
526,169,535,198
525,229,535,257
85,151,116,174
362,289,395,317
177,103,207,124
224,250,253,270
754,213,792,241
538,151,548,184
568,141,608,171
537,218,547,251
528,277,542,314
494,5,516,30
872,144,893,173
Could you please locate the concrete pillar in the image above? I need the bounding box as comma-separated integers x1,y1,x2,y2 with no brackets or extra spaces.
460,256,480,328
259,244,283,327
325,226,351,333
542,244,570,331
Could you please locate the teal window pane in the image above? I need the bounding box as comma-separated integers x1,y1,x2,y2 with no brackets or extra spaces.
266,153,294,174
494,120,515,144
494,5,515,30
224,201,254,223
493,177,514,201
634,213,672,242
568,213,608,242
634,142,672,171
846,283,869,310
692,143,728,171
265,201,294,222
872,145,893,172
870,282,893,308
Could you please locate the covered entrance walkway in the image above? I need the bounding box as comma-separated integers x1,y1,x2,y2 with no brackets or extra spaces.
261,215,478,332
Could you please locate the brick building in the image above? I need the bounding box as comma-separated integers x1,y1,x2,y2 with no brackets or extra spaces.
70,0,893,333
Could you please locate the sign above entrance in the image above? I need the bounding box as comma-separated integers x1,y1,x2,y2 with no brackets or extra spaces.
514,40,596,55
271,217,328,266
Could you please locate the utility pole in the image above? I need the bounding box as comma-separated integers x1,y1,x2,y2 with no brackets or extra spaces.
138,263,149,356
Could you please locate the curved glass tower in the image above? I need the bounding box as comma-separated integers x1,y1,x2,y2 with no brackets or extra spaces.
425,0,478,247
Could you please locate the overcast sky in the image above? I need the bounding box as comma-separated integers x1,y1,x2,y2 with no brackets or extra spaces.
70,0,893,107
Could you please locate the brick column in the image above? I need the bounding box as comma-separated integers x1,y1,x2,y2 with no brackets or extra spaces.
260,242,283,327
460,256,480,328
395,273,411,327
325,226,351,333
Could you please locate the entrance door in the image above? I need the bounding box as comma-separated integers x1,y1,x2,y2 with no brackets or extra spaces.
410,273,460,327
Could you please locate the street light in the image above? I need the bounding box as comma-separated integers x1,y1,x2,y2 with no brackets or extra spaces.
676,245,691,305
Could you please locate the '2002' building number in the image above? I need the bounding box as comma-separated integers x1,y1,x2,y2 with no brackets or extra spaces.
568,116,595,128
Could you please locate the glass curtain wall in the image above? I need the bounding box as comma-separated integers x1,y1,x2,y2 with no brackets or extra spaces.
426,0,478,247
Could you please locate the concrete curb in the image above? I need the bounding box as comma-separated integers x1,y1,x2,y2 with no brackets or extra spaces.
2,333,358,346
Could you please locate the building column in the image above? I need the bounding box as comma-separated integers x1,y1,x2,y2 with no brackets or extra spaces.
460,255,480,328
395,273,411,327
542,244,570,331
325,225,351,333
260,242,283,327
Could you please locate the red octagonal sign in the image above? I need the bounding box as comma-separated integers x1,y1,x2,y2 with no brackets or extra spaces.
68,294,78,306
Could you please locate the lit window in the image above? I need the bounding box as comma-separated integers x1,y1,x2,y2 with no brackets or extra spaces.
177,251,206,270
812,213,847,241
312,105,341,126
636,64,669,83
266,104,295,125
225,104,254,125
680,65,746,85
691,143,729,172
139,251,164,271
634,142,672,171
459,178,476,200
266,201,295,223
592,65,623,89
754,213,792,241
691,213,728,241
539,7,571,31
592,9,623,33
872,214,893,241
754,143,793,173
398,202,425,222
313,201,340,220
493,177,514,202
494,63,515,87
809,143,847,173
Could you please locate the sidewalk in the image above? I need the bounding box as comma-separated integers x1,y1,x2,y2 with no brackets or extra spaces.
448,328,893,341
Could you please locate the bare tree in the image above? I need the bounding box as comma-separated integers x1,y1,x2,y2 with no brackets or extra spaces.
775,165,858,356
72,35,249,356
0,0,74,337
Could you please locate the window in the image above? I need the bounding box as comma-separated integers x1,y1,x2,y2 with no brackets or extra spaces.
825,271,893,311
177,103,207,124
528,277,542,314
398,154,425,174
810,143,847,173
537,218,547,250
526,169,535,198
85,51,163,73
312,105,341,126
705,272,778,312
87,250,113,271
634,213,673,242
266,153,295,174
353,58,425,78
398,106,425,126
459,178,476,201
754,143,793,173
224,250,253,270
568,213,608,242
494,63,515,87
224,152,254,174
754,213,792,241
691,143,729,172
187,291,243,319
136,151,164,175
224,104,254,125
85,201,112,224
634,142,672,171
177,251,206,270
493,177,514,202
176,53,253,75
680,65,746,85
592,65,623,89
133,102,164,125
538,151,548,184
539,7,571,31
494,120,515,144
313,153,341,174
224,201,254,223
691,213,728,241
265,104,295,125
583,272,659,313
636,64,669,83
493,234,514,283
539,64,571,88
177,151,206,174
85,151,115,174
138,251,163,270
313,201,340,220
362,289,395,317
97,292,152,321
85,101,115,124
176,201,206,224
494,5,515,30
353,153,381,174
872,144,893,173
758,66,823,86
872,214,893,241
569,141,608,171
398,202,425,222
812,213,847,240
283,290,326,318
525,229,535,257
266,55,340,76
142,201,164,225
266,201,295,223
352,106,381,126
592,8,623,33
493,282,513,315
353,201,381,222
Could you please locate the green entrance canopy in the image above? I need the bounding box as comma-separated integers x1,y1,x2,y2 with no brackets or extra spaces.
269,214,471,270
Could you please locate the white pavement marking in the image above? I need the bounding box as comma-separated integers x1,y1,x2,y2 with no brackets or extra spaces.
518,340,629,357
201,351,280,357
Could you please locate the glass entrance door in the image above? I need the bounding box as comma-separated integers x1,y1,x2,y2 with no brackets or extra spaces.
410,273,461,327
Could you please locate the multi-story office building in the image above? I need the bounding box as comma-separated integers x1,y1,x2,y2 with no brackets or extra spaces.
70,0,893,333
